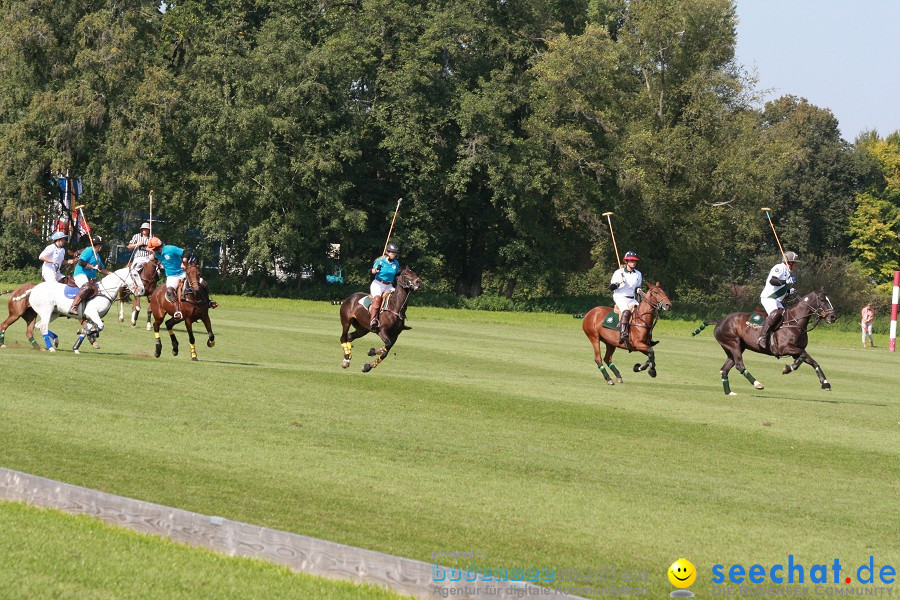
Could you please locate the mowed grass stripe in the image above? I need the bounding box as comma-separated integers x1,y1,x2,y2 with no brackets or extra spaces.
1,294,897,597
0,500,408,599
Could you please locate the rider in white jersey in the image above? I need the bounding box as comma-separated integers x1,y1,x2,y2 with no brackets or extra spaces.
758,251,798,349
609,251,643,344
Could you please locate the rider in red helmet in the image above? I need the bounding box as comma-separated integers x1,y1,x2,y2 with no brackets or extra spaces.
609,251,643,344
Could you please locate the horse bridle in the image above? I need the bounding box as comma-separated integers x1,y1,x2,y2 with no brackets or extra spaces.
380,273,416,319
782,293,834,333
630,288,668,331
95,269,142,302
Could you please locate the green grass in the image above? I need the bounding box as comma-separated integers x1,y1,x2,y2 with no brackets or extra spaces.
1,290,898,597
0,500,407,599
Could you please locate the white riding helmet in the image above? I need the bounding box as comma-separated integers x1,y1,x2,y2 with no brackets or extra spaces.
50,231,69,242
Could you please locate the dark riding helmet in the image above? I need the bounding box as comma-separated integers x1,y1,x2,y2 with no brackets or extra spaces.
783,251,799,263
92,235,104,245
623,251,639,262
386,243,400,255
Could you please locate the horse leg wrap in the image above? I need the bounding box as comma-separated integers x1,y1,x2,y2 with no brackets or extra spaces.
341,342,353,359
190,344,197,360
43,334,54,350
722,376,732,395
607,363,622,378
597,364,612,382
154,331,161,340
0,331,5,346
740,368,763,389
28,337,39,349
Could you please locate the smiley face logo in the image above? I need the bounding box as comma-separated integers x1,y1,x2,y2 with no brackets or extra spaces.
668,558,697,588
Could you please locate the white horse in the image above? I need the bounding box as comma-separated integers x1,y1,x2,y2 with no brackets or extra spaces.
26,267,144,353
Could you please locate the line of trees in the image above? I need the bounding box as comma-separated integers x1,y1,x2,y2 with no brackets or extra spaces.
1,0,897,304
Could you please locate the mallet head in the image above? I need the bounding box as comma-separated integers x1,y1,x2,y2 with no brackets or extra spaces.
602,211,614,217
760,207,772,213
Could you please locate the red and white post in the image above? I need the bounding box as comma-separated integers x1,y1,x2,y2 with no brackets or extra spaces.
890,271,899,352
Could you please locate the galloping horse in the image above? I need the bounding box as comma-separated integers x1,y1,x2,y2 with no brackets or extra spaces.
118,259,161,329
26,268,145,352
692,289,836,395
149,263,215,361
0,283,40,349
339,268,421,372
581,282,672,384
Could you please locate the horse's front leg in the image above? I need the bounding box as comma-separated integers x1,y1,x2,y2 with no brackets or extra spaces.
782,354,805,375
198,312,215,348
131,295,141,327
362,333,393,373
165,316,180,356
118,297,125,323
632,349,654,375
799,350,831,390
185,318,199,361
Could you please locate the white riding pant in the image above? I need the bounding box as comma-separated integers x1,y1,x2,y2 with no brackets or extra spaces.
43,270,64,284
760,297,783,315
165,273,187,290
73,273,91,288
370,279,394,298
613,294,639,313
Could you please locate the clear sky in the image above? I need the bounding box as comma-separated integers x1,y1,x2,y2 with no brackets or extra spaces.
734,0,900,143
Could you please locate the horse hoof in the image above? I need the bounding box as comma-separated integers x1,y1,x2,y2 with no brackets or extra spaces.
91,342,100,349
191,357,198,362
754,381,764,390
727,392,737,396
207,340,215,348
118,317,124,323
632,364,641,372
54,338,59,349
172,349,178,356
616,378,624,384
782,366,792,375
154,349,161,358
368,348,377,356
0,344,5,349
606,380,615,386
362,363,372,373
146,323,152,331
341,360,350,369
131,321,137,327
48,347,56,353
648,369,657,378
822,383,831,391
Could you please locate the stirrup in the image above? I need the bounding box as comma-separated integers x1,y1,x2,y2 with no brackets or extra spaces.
757,336,767,349
174,310,183,319
370,319,380,332
68,305,80,315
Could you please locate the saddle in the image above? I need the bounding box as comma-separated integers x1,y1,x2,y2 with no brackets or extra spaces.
358,291,392,312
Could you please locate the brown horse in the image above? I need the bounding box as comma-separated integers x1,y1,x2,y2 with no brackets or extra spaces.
118,259,161,329
692,289,836,395
339,268,421,372
0,283,40,349
149,263,215,361
581,282,672,384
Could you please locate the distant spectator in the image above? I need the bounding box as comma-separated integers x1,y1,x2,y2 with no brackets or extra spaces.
861,303,875,348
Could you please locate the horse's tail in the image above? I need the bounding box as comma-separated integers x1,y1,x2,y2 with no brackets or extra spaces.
691,320,718,336
11,289,33,302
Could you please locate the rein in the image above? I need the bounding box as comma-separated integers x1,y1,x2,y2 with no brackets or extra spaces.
780,294,832,333
381,277,413,320
630,288,664,331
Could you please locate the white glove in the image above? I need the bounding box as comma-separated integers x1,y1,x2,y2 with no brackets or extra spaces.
789,287,796,295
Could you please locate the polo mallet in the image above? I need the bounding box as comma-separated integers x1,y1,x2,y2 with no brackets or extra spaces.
381,197,402,256
148,190,154,238
760,207,787,264
74,205,101,266
602,211,623,269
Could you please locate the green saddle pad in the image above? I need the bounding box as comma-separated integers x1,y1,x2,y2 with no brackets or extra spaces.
602,312,620,330
748,313,764,326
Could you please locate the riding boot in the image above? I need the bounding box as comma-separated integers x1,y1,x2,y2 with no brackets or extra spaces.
174,280,184,319
68,282,93,314
619,310,632,344
757,308,784,349
369,295,383,332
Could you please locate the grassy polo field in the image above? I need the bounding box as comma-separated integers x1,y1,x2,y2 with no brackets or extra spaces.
1,291,898,598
